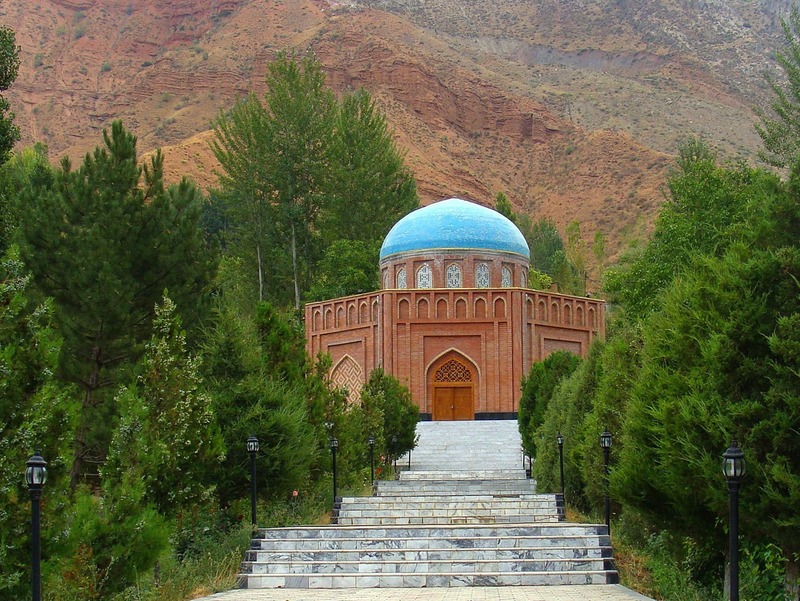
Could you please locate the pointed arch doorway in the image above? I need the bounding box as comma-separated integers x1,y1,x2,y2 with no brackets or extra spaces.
429,353,475,421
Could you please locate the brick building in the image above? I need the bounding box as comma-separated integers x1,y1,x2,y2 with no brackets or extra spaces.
305,198,605,420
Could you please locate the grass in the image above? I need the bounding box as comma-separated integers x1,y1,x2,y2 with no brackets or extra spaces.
112,524,252,601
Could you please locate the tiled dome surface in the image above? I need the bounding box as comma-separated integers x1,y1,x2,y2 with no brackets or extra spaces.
379,198,530,261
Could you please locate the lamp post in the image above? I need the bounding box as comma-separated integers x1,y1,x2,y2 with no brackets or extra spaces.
330,437,339,503
599,429,612,533
25,451,47,601
723,440,746,601
368,436,375,484
392,435,398,474
246,435,259,526
557,432,565,496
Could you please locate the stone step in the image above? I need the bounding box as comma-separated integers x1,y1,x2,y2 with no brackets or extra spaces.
374,480,536,497
253,523,609,545
337,495,556,506
249,546,610,560
236,421,619,590
399,469,527,481
241,570,616,589
245,557,611,575
334,508,560,526
333,493,563,526
240,522,616,588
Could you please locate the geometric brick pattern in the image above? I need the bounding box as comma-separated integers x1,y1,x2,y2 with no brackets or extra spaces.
331,355,363,403
434,359,472,382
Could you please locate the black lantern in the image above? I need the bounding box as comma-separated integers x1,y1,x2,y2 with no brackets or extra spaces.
557,432,565,497
723,440,746,601
246,435,259,526
368,436,375,484
26,452,47,601
599,429,612,533
330,437,339,503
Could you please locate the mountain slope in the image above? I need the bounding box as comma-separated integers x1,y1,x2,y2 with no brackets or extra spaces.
0,0,788,261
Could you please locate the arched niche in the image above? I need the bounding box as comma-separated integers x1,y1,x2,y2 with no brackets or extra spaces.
494,296,506,318
455,297,467,319
475,297,487,319
417,297,430,319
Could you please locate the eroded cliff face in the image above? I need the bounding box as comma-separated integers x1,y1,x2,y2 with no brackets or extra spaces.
0,0,771,266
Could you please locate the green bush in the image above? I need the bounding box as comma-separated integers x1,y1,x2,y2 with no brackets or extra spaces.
518,350,581,457
45,482,169,600
361,368,418,462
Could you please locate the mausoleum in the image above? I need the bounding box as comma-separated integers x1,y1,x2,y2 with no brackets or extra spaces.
305,198,605,420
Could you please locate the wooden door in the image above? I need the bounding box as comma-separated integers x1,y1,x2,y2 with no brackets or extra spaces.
452,386,473,420
433,385,474,420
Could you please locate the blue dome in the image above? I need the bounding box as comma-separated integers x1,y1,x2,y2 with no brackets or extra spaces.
380,198,530,261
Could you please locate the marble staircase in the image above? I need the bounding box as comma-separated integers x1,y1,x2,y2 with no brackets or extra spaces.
238,420,617,589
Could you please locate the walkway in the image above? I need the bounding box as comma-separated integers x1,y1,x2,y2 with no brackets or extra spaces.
197,421,648,601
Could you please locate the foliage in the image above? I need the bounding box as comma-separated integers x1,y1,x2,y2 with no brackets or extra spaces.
323,88,418,245
45,481,169,600
103,294,224,516
0,143,50,254
212,50,336,309
0,248,77,599
613,239,800,559
307,239,381,301
564,221,588,295
532,344,603,512
202,296,317,507
111,523,252,601
518,215,565,277
756,7,800,168
494,191,516,223
504,202,590,295
18,121,217,487
605,138,780,319
361,368,419,462
518,350,581,457
0,25,20,165
212,51,417,308
527,268,553,291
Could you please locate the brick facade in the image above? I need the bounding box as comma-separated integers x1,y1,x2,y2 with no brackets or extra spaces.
305,286,604,420
305,197,605,420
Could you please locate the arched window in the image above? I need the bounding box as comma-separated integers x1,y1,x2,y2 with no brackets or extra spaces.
382,271,389,289
501,266,512,287
417,264,433,288
446,264,462,288
397,267,407,289
475,263,490,288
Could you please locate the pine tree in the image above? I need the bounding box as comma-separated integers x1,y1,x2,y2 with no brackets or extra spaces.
18,121,217,488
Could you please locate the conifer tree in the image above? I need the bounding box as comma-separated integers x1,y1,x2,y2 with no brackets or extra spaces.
0,249,77,598
756,7,800,168
104,294,223,516
324,88,418,244
18,121,217,488
0,25,20,165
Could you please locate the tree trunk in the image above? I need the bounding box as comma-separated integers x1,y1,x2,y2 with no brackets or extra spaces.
69,361,100,490
256,242,264,303
786,553,800,601
291,222,300,310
